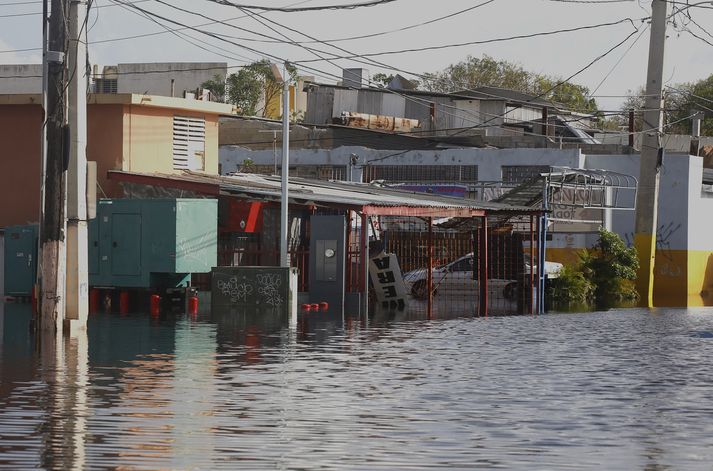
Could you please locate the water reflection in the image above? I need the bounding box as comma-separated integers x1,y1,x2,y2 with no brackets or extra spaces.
3,304,713,469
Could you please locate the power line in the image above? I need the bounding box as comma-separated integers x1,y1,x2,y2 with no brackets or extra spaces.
295,17,644,62
444,25,643,138
288,0,499,44
202,0,398,12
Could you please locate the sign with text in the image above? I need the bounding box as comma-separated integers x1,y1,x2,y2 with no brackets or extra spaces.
369,252,408,311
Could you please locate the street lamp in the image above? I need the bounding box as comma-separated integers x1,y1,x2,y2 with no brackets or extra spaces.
272,62,291,268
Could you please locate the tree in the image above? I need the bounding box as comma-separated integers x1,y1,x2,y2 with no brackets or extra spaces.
547,228,639,307
580,228,639,304
200,74,226,102
617,85,694,135
420,55,598,113
222,60,298,118
670,74,713,136
372,73,394,88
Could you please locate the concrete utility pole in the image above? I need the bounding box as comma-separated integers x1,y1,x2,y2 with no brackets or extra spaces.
280,62,291,268
65,0,89,331
40,0,69,332
634,0,669,306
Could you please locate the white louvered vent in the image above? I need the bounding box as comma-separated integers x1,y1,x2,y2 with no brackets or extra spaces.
173,116,206,171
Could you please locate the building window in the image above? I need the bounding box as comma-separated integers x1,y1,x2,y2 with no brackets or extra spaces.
363,165,478,183
94,78,117,94
501,165,550,184
173,116,206,171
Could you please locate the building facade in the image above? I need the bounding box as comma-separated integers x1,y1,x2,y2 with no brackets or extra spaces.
0,93,236,229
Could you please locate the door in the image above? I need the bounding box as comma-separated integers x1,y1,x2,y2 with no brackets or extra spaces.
4,226,37,296
111,214,142,276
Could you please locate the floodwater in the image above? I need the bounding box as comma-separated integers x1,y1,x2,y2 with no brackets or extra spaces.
2,303,713,470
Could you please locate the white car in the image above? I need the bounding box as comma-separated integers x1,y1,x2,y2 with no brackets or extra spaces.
403,253,563,300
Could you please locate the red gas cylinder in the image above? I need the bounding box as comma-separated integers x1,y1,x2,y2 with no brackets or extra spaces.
319,302,329,311
150,294,161,317
31,285,38,315
310,303,320,312
301,304,312,311
119,291,130,315
89,288,100,314
188,296,199,316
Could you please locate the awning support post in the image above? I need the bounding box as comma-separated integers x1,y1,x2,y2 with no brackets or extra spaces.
479,215,489,318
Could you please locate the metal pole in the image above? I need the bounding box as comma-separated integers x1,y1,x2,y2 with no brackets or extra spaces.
361,213,369,315
479,216,488,317
529,214,534,316
273,130,277,175
690,112,704,157
628,110,635,148
634,0,669,306
427,217,433,319
280,62,290,268
535,215,541,315
65,0,89,331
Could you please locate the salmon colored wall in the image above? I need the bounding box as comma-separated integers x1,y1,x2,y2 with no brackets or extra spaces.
0,105,43,228
124,106,218,175
87,104,125,197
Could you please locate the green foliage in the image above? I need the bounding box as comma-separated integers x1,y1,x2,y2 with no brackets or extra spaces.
618,81,707,136
372,73,394,88
670,74,713,136
581,228,639,304
421,54,598,113
223,60,298,117
200,74,226,102
548,265,594,305
547,228,639,308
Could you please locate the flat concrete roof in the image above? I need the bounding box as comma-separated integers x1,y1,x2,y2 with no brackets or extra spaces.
0,93,238,115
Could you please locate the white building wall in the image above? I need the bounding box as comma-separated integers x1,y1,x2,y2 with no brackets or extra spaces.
0,64,42,94
688,157,713,252
454,100,482,128
116,62,227,97
220,145,583,182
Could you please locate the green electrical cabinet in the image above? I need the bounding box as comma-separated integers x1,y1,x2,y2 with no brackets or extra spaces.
3,224,38,296
89,199,217,289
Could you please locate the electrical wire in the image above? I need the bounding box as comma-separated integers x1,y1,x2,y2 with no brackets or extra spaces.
294,17,644,62
202,0,398,12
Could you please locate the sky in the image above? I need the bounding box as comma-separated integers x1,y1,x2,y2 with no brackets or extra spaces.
1,0,712,111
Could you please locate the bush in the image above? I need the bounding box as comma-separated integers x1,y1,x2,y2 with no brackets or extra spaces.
548,265,594,305
581,228,639,304
547,228,639,309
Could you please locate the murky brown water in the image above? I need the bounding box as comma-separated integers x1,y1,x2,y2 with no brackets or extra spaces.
2,303,713,470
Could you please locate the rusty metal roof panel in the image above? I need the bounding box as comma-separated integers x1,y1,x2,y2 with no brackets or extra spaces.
109,170,540,216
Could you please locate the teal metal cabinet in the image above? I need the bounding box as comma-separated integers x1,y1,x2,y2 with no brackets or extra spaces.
3,225,38,296
89,199,217,289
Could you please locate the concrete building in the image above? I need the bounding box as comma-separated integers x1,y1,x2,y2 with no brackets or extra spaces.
0,93,236,229
302,75,597,142
0,65,42,94
0,62,227,98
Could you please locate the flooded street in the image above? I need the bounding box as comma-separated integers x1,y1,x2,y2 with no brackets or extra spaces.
3,304,713,470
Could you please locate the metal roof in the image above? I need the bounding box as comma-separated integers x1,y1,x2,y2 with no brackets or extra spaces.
492,167,637,210
108,170,540,218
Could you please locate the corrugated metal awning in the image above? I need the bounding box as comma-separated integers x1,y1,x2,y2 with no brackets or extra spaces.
108,170,541,219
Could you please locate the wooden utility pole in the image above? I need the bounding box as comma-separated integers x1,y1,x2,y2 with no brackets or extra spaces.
39,0,69,332
634,0,669,306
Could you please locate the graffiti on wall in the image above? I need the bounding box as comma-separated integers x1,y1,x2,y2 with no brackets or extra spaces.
624,221,683,277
